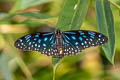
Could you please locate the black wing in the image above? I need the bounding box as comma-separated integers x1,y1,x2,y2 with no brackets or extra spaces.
14,32,59,57
62,30,108,56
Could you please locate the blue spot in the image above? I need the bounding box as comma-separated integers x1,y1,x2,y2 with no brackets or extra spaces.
86,39,88,40
83,35,87,38
79,37,82,41
35,34,39,37
44,37,48,41
75,42,79,45
38,39,41,43
71,36,76,40
34,38,37,40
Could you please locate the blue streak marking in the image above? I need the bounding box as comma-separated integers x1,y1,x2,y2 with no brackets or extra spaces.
25,35,31,40
63,40,65,44
88,32,95,36
27,39,30,42
51,40,54,44
71,36,76,40
90,36,94,38
35,34,39,37
64,35,70,40
65,39,69,43
63,35,69,43
64,32,76,34
43,32,53,36
49,36,53,41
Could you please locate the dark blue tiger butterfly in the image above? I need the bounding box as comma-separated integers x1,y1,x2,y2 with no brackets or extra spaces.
14,29,108,58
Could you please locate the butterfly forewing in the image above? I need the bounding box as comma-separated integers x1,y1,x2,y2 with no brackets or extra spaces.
62,30,108,56
15,32,56,55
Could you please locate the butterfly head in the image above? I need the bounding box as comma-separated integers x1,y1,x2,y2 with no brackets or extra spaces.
55,29,62,35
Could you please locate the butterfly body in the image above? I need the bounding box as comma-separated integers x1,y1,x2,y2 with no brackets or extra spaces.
15,29,108,58
55,29,64,57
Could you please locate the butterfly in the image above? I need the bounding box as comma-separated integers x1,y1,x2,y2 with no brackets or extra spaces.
14,29,108,58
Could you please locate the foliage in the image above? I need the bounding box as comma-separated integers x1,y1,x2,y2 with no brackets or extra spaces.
0,0,120,80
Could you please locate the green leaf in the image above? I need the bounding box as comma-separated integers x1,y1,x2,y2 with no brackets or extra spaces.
16,12,54,19
70,0,90,30
53,0,90,78
56,0,90,31
56,0,78,31
1,34,33,80
95,0,115,64
0,53,13,80
10,0,52,13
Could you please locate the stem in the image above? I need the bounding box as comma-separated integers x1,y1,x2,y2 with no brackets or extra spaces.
52,58,62,80
108,0,120,10
53,64,57,80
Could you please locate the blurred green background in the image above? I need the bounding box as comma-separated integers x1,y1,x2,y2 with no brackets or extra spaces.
0,0,120,80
